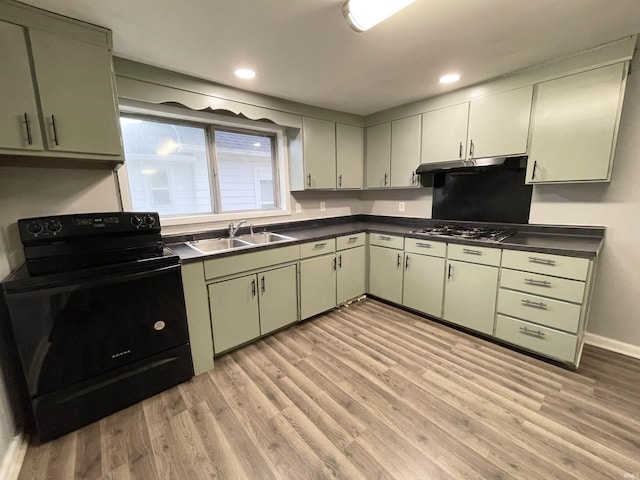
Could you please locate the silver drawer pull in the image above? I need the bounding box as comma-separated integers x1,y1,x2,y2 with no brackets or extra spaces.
521,299,548,309
415,242,432,248
463,248,483,255
348,236,359,242
378,235,392,241
314,242,327,248
528,256,556,266
525,278,552,287
519,326,545,338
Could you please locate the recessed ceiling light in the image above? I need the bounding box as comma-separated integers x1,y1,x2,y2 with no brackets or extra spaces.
439,73,461,84
235,68,256,79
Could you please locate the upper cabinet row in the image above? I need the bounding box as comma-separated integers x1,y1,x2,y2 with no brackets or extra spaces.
0,18,123,164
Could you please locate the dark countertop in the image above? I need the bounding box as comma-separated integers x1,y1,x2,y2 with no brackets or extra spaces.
165,215,604,264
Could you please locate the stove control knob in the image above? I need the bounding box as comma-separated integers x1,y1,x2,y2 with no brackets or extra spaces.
130,216,143,227
27,223,43,235
47,221,62,233
144,215,156,226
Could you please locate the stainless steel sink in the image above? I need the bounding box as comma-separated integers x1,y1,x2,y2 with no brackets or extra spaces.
237,232,296,244
185,237,253,254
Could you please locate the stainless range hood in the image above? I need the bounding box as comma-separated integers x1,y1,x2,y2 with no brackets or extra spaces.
416,156,527,175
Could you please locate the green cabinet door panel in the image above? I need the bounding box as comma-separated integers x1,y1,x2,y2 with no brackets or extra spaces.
336,123,364,189
368,245,403,304
209,275,260,354
443,260,498,335
365,123,391,188
300,254,337,319
337,246,366,304
421,102,469,164
402,253,446,318
390,115,421,187
303,117,336,189
259,264,299,335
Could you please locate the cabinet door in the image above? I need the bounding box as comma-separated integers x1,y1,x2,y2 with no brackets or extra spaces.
208,275,260,354
258,265,299,335
300,254,337,319
29,28,122,156
336,123,364,189
421,103,469,164
368,245,404,304
337,246,366,304
390,115,421,187
365,122,391,188
402,253,446,318
443,260,498,335
526,63,627,183
0,21,43,151
467,86,533,159
303,117,336,189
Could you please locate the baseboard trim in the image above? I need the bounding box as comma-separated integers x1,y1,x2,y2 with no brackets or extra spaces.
584,333,640,360
0,433,28,480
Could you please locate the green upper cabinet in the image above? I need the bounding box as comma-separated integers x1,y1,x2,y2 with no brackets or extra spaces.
0,21,43,151
390,115,421,187
336,123,364,189
526,62,628,184
365,122,391,188
302,116,337,189
467,86,533,159
420,102,469,164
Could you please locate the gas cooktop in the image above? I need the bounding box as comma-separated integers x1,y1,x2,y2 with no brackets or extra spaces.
409,225,517,242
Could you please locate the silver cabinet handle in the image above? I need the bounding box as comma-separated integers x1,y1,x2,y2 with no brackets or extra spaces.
519,326,545,338
261,276,266,293
469,139,474,158
384,173,388,186
405,254,410,270
458,141,463,159
396,253,401,267
415,242,432,248
338,174,342,187
314,242,327,248
338,254,342,269
333,257,337,271
307,173,311,187
528,256,555,266
411,171,416,185
532,160,537,180
348,236,359,242
23,113,33,145
521,299,548,310
463,248,483,255
378,235,392,241
251,279,256,297
448,264,453,279
50,115,59,146
525,278,552,287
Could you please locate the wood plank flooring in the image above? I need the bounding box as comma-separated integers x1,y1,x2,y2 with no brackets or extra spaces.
18,299,640,479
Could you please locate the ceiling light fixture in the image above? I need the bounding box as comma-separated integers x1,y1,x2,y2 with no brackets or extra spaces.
439,73,461,84
343,0,415,32
234,68,256,79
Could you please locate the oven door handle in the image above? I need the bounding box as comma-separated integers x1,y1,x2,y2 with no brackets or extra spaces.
5,263,181,297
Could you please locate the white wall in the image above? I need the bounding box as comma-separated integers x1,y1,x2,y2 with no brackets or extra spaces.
0,166,120,467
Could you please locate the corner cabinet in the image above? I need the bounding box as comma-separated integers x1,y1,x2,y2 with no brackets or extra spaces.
526,62,628,183
0,11,123,164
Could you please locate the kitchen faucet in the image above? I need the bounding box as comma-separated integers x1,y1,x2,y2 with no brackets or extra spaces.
228,220,247,238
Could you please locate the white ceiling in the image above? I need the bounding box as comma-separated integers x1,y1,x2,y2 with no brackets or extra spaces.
20,0,640,116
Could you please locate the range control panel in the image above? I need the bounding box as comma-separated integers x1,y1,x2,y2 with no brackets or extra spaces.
18,212,161,245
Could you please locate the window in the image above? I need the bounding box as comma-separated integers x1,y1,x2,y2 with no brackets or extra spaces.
119,114,284,222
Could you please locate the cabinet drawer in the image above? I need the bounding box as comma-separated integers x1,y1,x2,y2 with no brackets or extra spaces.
497,288,581,333
369,233,404,250
500,268,586,304
501,250,590,281
204,245,299,280
336,232,365,251
495,314,578,363
300,239,336,259
404,238,446,257
447,243,501,266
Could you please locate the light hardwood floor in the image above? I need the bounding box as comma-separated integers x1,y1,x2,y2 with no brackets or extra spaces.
17,299,640,479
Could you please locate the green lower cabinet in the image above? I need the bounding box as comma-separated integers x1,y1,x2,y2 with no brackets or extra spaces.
368,245,404,304
300,254,337,319
258,264,299,335
442,260,499,335
402,253,446,318
209,274,260,354
336,246,366,304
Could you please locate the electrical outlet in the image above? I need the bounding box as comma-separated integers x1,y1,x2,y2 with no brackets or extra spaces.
320,201,326,212
399,202,405,212
295,203,302,214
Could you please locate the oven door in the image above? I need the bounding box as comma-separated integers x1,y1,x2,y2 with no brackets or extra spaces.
4,262,190,398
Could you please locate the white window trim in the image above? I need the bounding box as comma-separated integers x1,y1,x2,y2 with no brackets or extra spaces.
117,100,291,229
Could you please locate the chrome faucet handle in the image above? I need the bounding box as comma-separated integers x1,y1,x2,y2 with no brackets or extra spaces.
250,224,255,235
